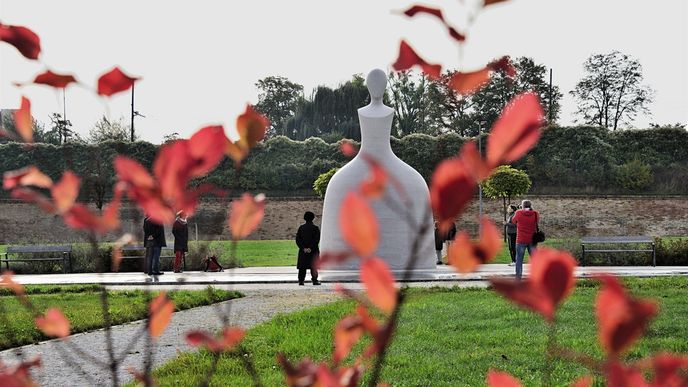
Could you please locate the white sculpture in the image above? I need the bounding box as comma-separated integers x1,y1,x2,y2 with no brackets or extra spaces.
320,69,436,271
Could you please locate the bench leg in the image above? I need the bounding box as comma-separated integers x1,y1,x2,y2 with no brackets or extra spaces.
652,243,656,267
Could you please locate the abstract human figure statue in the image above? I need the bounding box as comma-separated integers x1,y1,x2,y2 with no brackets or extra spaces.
320,69,436,271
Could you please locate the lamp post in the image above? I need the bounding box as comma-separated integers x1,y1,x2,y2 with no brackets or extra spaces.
130,83,145,142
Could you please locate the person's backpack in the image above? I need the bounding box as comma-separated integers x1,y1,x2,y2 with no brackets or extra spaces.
203,255,224,272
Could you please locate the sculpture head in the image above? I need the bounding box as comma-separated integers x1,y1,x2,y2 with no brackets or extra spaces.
366,69,387,102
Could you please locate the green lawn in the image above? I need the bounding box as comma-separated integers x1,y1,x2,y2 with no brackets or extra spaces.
0,285,241,350
205,240,297,267
151,277,688,386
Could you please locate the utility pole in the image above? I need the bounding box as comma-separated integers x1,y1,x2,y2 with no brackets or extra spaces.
130,83,135,142
548,68,553,123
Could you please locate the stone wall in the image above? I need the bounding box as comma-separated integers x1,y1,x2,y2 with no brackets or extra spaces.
1,196,687,244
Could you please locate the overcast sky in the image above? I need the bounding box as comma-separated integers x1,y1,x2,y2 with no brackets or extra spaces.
1,0,686,143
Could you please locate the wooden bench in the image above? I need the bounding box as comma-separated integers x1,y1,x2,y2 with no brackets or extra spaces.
119,245,182,271
580,236,656,266
1,245,73,273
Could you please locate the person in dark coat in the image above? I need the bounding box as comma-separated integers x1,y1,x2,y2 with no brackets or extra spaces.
434,221,444,265
143,216,166,276
172,211,189,273
504,205,518,266
295,211,321,285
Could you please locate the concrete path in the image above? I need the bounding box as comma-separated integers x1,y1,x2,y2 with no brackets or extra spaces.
9,264,688,286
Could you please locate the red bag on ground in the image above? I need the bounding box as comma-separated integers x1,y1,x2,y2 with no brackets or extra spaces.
203,255,224,272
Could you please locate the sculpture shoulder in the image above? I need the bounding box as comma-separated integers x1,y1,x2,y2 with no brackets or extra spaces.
358,104,394,119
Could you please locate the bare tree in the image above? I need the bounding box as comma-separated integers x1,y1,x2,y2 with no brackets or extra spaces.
571,51,653,130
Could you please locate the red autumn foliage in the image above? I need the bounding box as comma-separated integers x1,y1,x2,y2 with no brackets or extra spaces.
486,92,545,168
491,248,577,321
402,5,465,42
429,157,475,233
277,353,364,387
3,166,53,190
50,170,80,214
333,316,365,365
360,257,397,315
487,369,522,387
570,375,593,387
595,275,658,356
0,272,25,297
14,96,33,143
0,23,41,60
339,191,379,257
447,217,501,273
340,140,358,157
35,308,70,338
448,56,514,95
0,358,41,387
226,104,270,164
62,185,123,235
228,193,266,240
31,70,78,88
359,156,388,199
97,67,139,97
315,251,353,269
186,327,245,353
149,293,174,338
392,40,442,80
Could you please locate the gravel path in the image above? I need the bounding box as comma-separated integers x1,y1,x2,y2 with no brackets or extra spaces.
0,289,341,386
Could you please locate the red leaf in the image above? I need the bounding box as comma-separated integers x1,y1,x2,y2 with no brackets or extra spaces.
486,92,545,167
483,0,510,6
604,361,648,387
51,170,80,214
110,234,133,272
149,292,174,338
340,140,357,157
114,156,156,190
339,191,379,257
361,257,397,315
228,193,266,239
459,141,492,182
360,156,388,199
487,370,523,387
315,251,352,269
392,40,442,80
63,187,122,235
97,66,139,97
448,217,501,273
0,357,41,387
529,248,577,308
32,70,78,88
570,375,593,387
491,278,553,318
10,187,55,213
429,157,476,232
35,308,70,337
0,23,41,60
277,353,319,387
402,5,465,42
153,140,192,201
3,166,53,189
187,125,228,177
596,275,658,356
14,96,33,143
0,272,25,296
333,316,364,364
236,104,269,149
186,327,245,352
449,68,491,95
649,353,688,386
488,56,516,77
225,139,248,164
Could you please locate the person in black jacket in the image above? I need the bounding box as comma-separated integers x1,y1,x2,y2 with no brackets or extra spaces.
172,211,188,273
143,215,166,276
295,211,321,285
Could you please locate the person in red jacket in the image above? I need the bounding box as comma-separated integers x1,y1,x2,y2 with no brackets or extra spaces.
511,200,540,279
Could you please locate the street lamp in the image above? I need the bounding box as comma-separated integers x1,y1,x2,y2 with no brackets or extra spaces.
130,83,145,142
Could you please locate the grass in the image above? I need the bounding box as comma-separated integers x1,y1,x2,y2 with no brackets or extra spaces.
0,284,242,350
151,276,688,386
204,240,296,267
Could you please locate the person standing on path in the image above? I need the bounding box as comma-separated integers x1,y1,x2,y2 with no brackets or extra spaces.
295,211,321,285
434,221,444,264
144,216,166,276
172,211,188,273
512,200,539,280
505,205,518,266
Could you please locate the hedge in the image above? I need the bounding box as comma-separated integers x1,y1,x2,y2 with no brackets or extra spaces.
1,126,687,200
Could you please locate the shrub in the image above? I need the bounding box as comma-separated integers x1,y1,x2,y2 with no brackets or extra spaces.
313,168,339,198
615,159,653,191
655,237,688,266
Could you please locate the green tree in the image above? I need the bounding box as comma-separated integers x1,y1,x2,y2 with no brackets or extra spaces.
313,167,339,198
616,159,652,191
48,113,74,144
472,56,563,132
388,71,437,137
482,165,532,221
254,76,304,138
425,70,475,136
571,51,653,130
88,116,133,143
